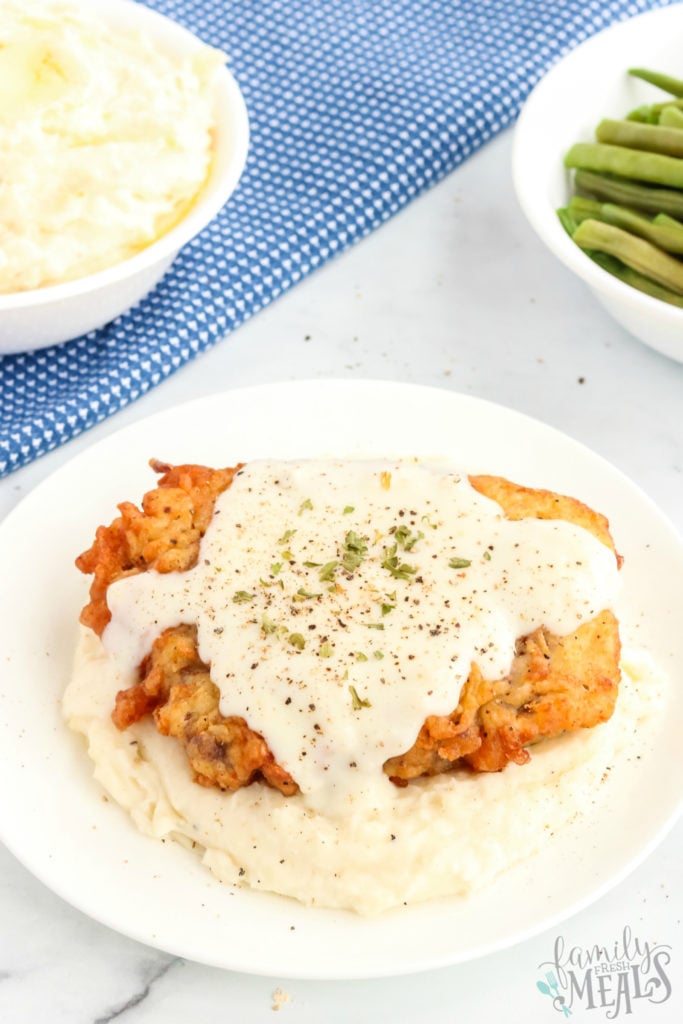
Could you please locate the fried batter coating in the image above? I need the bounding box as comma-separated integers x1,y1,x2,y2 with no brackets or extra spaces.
114,624,298,796
385,475,621,780
77,462,622,796
384,611,620,780
76,460,241,636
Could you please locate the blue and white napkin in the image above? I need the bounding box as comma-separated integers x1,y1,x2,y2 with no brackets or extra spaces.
0,0,672,476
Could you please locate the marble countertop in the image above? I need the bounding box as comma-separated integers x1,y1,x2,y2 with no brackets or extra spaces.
0,127,681,1023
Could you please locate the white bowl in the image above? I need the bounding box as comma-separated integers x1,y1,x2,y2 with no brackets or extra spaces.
0,0,249,356
513,5,683,364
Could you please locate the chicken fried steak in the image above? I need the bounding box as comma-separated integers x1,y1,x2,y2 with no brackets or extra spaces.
76,461,622,795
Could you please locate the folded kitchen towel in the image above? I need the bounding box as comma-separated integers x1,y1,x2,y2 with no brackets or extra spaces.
0,0,672,476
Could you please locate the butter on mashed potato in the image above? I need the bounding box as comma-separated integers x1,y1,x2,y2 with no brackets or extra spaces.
0,1,224,293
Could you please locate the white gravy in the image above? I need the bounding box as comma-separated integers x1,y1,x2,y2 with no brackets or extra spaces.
102,460,620,816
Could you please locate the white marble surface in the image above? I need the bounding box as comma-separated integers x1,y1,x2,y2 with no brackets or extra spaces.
0,128,681,1023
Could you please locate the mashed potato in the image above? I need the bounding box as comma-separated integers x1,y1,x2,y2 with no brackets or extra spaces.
0,0,223,293
63,458,665,915
64,635,662,914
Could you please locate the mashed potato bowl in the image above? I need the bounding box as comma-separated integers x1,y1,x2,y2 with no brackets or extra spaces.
512,5,683,364
0,0,249,356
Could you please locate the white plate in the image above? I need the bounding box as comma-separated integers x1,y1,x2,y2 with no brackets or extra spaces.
0,380,681,979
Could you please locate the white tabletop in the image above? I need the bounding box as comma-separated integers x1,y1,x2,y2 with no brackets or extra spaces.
0,128,681,1023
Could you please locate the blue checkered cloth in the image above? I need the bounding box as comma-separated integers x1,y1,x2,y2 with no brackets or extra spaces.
0,0,672,476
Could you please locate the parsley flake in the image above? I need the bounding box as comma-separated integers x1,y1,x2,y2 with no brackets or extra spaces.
319,560,338,582
349,685,372,710
261,614,277,635
382,543,417,580
341,531,368,573
394,526,424,552
288,633,306,650
298,498,313,515
232,590,254,604
260,577,284,589
292,588,321,602
449,557,472,569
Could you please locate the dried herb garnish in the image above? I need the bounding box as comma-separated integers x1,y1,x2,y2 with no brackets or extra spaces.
318,560,338,582
341,531,368,573
382,543,417,580
349,685,371,710
449,556,472,569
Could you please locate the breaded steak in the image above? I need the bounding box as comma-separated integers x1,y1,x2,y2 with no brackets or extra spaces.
76,461,622,793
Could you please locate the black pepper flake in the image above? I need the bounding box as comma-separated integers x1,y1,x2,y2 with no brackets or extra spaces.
238,868,245,877
285,697,292,705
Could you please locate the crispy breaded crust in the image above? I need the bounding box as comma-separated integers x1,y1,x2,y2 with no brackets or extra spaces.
384,474,622,780
76,460,241,635
113,624,298,796
76,463,622,794
469,474,623,568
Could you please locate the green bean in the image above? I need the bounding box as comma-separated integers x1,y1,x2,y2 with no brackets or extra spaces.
574,169,683,218
626,99,683,124
659,105,683,129
557,206,578,236
599,203,683,254
565,142,683,188
596,118,683,157
653,211,683,230
628,67,683,98
568,196,603,220
562,197,683,253
572,219,683,294
626,104,656,124
557,197,602,234
589,251,683,307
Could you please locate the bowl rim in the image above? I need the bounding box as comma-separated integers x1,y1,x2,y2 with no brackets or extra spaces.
0,0,249,311
512,4,683,323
